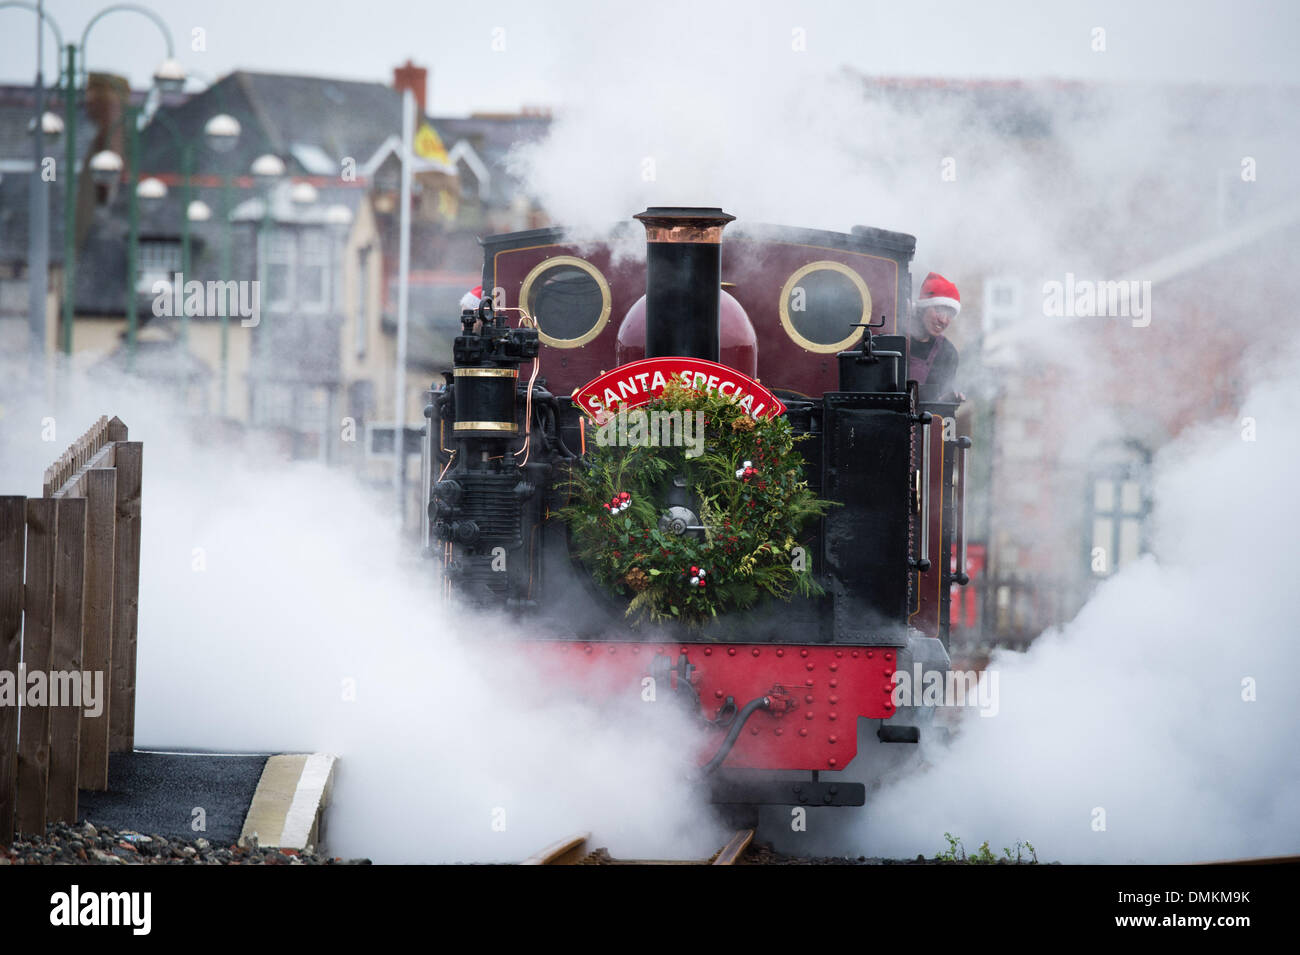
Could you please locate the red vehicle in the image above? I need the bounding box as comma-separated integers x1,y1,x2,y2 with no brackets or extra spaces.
420,207,972,811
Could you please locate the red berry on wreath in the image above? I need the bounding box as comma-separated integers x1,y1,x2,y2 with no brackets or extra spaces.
699,579,707,588
690,565,699,575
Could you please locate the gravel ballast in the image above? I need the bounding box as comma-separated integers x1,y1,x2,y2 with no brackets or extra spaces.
1,821,370,865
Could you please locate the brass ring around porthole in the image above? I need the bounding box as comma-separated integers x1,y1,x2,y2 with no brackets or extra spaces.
518,255,612,348
778,260,873,354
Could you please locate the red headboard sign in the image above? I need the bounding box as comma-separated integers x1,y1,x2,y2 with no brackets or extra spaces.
573,357,786,421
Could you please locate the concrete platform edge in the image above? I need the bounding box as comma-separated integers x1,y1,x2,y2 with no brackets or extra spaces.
239,753,338,852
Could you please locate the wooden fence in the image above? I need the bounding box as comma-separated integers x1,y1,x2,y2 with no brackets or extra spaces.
0,415,143,846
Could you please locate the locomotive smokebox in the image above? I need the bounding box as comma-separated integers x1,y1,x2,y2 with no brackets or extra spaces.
634,207,735,362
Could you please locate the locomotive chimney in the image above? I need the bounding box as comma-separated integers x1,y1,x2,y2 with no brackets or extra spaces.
633,207,735,361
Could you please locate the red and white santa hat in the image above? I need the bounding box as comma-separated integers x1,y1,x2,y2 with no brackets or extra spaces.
916,272,960,315
460,285,484,310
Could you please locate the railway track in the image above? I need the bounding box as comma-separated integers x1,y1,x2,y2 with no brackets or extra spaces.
522,828,755,865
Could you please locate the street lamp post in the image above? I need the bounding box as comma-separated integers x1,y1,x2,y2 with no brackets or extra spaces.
0,1,65,362
202,114,239,390
85,103,152,371
123,103,140,368
60,42,77,356
58,2,181,357
183,79,242,413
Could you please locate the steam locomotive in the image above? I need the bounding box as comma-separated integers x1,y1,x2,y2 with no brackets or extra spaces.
420,207,972,810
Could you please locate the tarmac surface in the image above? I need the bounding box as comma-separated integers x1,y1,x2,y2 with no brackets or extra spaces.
77,751,269,845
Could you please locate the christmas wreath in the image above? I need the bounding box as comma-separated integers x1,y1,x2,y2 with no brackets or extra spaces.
559,377,833,625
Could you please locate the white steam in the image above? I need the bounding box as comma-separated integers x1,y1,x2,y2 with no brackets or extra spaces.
0,368,723,863
842,339,1300,862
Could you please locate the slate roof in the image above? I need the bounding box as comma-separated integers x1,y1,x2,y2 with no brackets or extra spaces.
0,85,99,164
134,71,406,183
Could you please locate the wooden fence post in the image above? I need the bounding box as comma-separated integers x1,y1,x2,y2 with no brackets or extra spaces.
106,416,128,444
5,416,143,843
79,468,117,791
0,497,25,846
109,441,143,754
46,497,87,825
17,498,56,837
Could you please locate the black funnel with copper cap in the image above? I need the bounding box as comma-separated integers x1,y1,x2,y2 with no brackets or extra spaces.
633,207,735,362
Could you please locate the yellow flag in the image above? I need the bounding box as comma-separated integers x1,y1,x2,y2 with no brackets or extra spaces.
414,122,449,164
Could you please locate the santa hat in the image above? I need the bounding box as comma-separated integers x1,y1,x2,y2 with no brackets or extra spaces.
460,285,484,311
916,272,960,315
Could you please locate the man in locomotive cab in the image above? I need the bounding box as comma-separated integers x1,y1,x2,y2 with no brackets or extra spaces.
460,285,485,312
908,271,962,401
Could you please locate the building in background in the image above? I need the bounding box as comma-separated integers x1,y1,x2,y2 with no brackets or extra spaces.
12,62,549,482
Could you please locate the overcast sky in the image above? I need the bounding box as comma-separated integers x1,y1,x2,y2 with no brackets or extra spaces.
2,0,1298,115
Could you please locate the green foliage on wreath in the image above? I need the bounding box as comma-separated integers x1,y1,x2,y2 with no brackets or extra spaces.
558,377,834,625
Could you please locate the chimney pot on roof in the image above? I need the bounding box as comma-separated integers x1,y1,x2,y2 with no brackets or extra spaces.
393,60,428,115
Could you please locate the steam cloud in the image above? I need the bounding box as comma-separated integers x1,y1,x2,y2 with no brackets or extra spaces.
830,340,1300,863
0,371,722,863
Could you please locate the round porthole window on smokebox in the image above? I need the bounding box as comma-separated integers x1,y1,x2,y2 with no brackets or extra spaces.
778,260,873,353
518,255,612,348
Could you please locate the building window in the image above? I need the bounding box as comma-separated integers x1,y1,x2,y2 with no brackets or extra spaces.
299,230,330,311
138,240,182,293
264,230,295,311
260,227,335,313
1088,442,1150,577
348,379,374,425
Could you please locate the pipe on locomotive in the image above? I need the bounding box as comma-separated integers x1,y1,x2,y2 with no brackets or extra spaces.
633,207,735,362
